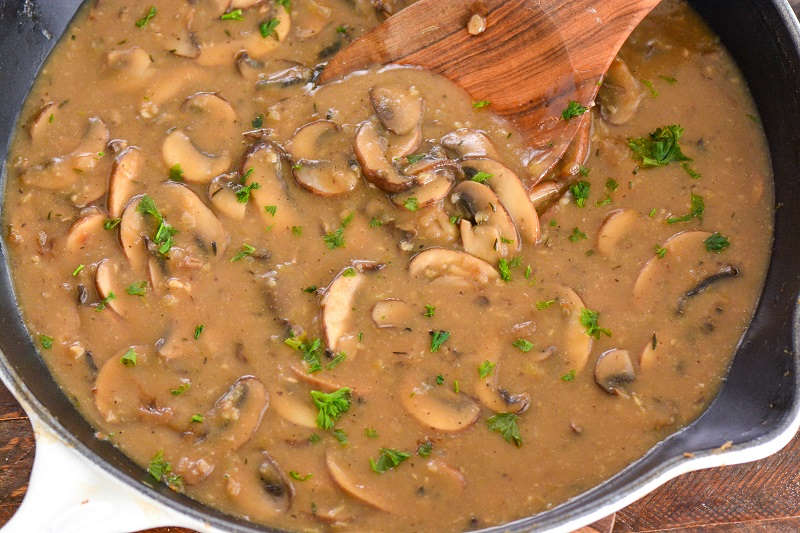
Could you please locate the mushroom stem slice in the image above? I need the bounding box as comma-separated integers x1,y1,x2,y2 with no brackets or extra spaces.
63,207,106,253
371,299,415,329
401,375,481,432
594,349,636,394
475,363,531,414
241,142,304,231
556,286,593,373
162,129,232,184
354,121,414,193
598,57,644,125
369,85,424,135
451,180,519,262
208,173,248,220
222,450,295,519
596,208,639,256
95,258,125,316
529,181,563,212
326,452,393,512
322,262,382,354
408,248,499,286
107,146,142,218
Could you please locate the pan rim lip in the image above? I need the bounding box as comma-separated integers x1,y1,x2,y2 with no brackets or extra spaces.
0,0,798,531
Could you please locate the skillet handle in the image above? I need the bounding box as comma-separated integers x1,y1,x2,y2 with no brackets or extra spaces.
1,411,214,533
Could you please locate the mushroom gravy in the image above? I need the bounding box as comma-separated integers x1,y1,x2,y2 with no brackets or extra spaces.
1,1,773,531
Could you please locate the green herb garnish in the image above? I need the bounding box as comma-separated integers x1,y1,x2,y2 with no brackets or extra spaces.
627,125,690,167
429,330,450,352
370,448,411,473
562,100,587,121
135,6,157,28
310,387,351,430
579,308,611,338
487,413,522,447
512,338,534,352
704,232,730,253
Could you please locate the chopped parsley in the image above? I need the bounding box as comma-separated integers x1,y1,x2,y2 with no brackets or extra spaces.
285,336,323,373
561,369,576,382
449,215,461,225
291,225,303,236
570,180,590,208
333,429,348,444
137,195,177,256
561,100,587,121
135,6,157,28
536,299,555,310
95,291,116,312
193,325,204,339
524,265,532,279
126,281,147,296
478,360,496,378
252,114,264,128
655,245,667,258
498,258,512,282
512,338,534,352
230,243,256,262
682,162,702,179
309,433,321,444
579,308,612,338
323,227,345,249
435,374,445,385
429,330,450,352
472,100,491,109
103,218,121,230
236,180,260,203
276,0,291,13
453,380,460,393
627,125,690,167
39,334,54,350
364,428,378,438
642,79,658,97
310,387,351,430
220,9,244,20
341,267,357,277
303,285,318,294
368,217,383,228
289,471,312,481
259,18,280,38
147,450,183,489
168,163,184,181
487,413,522,447
71,264,85,277
406,154,425,164
336,25,349,34
120,348,137,367
705,232,730,253
370,448,411,473
666,193,704,224
190,414,204,423
403,197,419,212
423,304,435,318
170,382,190,396
264,205,277,216
568,227,587,242
659,75,677,84
326,352,347,370
471,171,492,184
417,441,433,457
606,178,619,191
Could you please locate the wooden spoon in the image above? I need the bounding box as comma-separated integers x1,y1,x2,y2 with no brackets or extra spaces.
319,0,660,185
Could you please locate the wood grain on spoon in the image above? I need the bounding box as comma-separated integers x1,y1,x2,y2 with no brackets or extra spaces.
320,0,660,185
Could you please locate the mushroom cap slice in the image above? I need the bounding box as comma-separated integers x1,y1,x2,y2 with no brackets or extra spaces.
294,0,332,40
474,362,531,414
451,180,519,262
408,248,499,286
222,450,295,520
196,30,280,67
596,208,640,256
401,375,481,432
119,194,150,272
392,168,454,210
369,85,424,135
241,142,304,231
288,121,358,196
208,173,247,220
95,258,126,316
162,129,232,184
633,231,714,303
28,101,57,143
326,452,393,512
63,207,106,253
371,299,415,329
107,146,142,218
528,181,563,212
557,112,593,179
354,121,413,193
271,380,319,429
597,57,644,125
203,376,268,450
441,128,499,160
238,57,312,88
322,262,380,354
462,158,540,243
594,348,636,394
385,123,423,161
555,285,593,373
160,181,229,258
106,46,153,86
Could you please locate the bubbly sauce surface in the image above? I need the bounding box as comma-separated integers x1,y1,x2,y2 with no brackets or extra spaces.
2,1,773,531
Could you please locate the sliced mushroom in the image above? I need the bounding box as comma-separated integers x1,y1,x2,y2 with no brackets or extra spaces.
462,158,540,243
139,65,202,118
639,334,660,372
237,57,312,88
28,101,57,142
107,147,142,218
392,168,454,210
119,194,150,272
369,86,423,135
21,117,110,190
288,121,359,196
106,47,153,87
294,0,332,40
441,129,499,160
354,121,413,193
222,450,295,520
326,452,393,512
451,181,519,263
555,286,593,373
209,173,247,220
596,208,639,256
183,91,237,126
528,181,563,212
95,258,126,316
401,375,481,432
556,112,592,179
162,129,232,184
63,207,106,253
201,376,268,450
594,348,635,394
408,248,499,286
271,375,319,428
633,231,713,304
371,299,415,329
159,181,229,258
676,264,740,316
196,30,281,67
241,142,304,232
385,124,423,161
164,26,200,59
289,363,346,392
475,362,530,414
322,262,381,355
597,57,644,125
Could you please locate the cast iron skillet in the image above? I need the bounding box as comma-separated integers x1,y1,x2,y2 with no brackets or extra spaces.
1,1,799,531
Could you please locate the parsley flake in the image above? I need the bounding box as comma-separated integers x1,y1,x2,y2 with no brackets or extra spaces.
570,180,590,207
705,232,730,253
429,330,450,352
666,193,704,224
39,334,54,350
370,448,411,473
220,9,244,20
562,100,587,121
120,348,137,367
126,281,147,296
512,338,534,352
135,6,157,28
472,100,491,109
289,471,312,481
628,125,690,167
230,243,256,262
478,360,496,378
579,308,612,338
310,387,351,430
403,197,419,212
487,413,522,447
259,18,280,38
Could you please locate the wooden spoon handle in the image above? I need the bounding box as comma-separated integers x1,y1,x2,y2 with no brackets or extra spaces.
320,0,659,181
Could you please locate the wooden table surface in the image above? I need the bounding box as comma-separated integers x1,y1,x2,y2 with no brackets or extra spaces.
3,2,800,531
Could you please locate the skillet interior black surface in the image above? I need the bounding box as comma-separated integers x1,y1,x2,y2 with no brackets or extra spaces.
0,1,798,531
